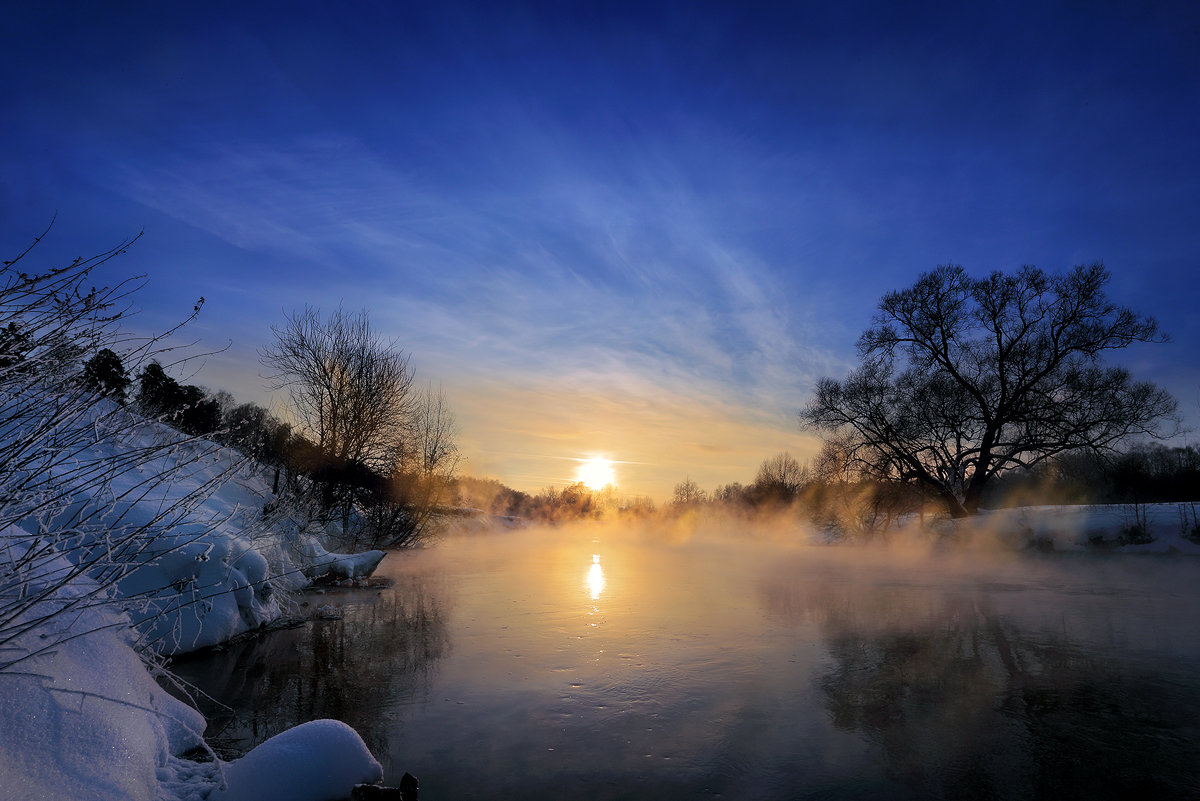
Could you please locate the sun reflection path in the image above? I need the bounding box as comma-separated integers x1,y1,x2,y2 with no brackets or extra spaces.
587,553,605,601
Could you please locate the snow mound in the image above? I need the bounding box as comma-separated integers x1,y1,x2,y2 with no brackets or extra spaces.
293,536,386,582
0,539,208,801
209,719,384,801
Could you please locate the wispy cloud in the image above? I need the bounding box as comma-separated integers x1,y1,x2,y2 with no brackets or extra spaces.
121,116,843,492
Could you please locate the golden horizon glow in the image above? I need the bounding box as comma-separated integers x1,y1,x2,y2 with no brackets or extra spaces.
575,456,617,490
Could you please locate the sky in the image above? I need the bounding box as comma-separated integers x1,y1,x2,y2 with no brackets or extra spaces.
2,0,1199,502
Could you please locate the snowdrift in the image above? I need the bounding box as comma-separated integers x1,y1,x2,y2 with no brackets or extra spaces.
1,397,386,655
0,396,391,800
933,503,1200,554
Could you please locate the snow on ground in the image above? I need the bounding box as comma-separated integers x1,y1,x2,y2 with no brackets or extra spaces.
0,398,390,801
939,502,1200,554
0,536,210,801
15,398,387,655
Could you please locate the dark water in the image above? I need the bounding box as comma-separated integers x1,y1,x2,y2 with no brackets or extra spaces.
166,524,1200,800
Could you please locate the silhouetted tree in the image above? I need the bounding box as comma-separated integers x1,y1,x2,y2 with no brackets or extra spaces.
559,482,599,518
799,436,914,537
366,384,462,546
221,401,271,456
712,482,748,507
136,361,184,416
456,476,534,518
0,322,34,372
803,264,1178,517
175,384,222,436
261,306,417,528
750,452,809,506
261,306,416,472
134,361,222,435
1109,443,1200,503
672,477,708,508
82,347,131,402
618,494,657,517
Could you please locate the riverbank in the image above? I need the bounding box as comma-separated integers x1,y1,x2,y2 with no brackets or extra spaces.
0,403,391,801
934,502,1200,553
0,588,386,800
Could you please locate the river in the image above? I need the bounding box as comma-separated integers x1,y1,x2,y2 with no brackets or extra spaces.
166,522,1200,800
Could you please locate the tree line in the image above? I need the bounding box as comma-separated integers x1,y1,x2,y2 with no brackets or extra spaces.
466,262,1188,532
661,442,1200,539
70,307,461,549
455,476,657,523
11,221,1189,541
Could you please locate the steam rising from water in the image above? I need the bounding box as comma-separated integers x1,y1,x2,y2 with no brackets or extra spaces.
172,516,1200,800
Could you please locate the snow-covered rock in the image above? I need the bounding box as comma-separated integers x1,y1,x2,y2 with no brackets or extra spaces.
208,719,384,801
292,535,386,582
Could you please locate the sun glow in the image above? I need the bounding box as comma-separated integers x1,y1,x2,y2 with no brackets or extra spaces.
575,456,617,490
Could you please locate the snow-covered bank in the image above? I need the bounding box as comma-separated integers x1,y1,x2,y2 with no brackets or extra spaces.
0,399,392,801
935,502,1200,554
0,541,210,801
0,595,383,801
1,397,387,654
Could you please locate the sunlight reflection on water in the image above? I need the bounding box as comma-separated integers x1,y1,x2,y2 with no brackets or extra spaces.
587,553,605,600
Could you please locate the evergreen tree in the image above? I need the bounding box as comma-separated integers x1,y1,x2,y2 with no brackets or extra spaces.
0,323,33,372
136,361,183,417
82,348,131,402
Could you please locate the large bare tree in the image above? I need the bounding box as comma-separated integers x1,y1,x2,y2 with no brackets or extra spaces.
261,306,416,523
262,306,415,468
802,264,1177,518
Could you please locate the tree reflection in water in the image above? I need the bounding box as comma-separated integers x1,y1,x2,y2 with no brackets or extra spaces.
163,576,448,761
759,566,1200,800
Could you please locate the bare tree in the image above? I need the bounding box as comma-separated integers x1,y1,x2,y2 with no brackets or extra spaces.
672,477,708,507
803,264,1178,518
260,306,416,522
413,383,460,477
364,384,461,547
261,306,415,469
752,452,809,504
807,436,913,538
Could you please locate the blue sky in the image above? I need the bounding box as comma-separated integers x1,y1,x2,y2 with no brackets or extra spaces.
3,1,1198,500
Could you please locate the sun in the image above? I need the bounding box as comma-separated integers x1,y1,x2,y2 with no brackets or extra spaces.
576,456,617,490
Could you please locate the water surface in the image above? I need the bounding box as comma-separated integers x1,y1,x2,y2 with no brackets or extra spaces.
168,524,1200,800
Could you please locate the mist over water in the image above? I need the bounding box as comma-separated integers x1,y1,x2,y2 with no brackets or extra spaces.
169,521,1200,800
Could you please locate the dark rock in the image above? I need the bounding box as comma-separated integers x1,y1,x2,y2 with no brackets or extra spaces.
350,783,403,800
350,773,418,801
